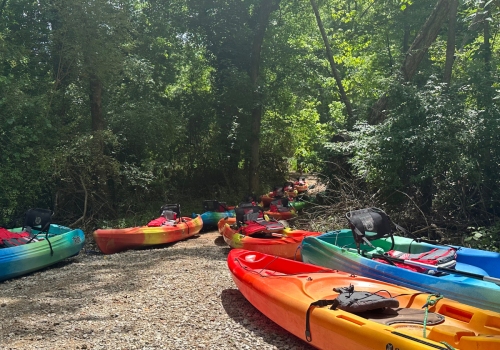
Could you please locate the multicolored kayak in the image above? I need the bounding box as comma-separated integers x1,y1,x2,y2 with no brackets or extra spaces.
218,217,319,260
228,249,500,350
293,178,309,193
192,210,235,229
263,209,298,220
263,198,298,220
193,200,236,228
93,215,203,254
260,192,298,207
0,225,85,281
301,229,500,313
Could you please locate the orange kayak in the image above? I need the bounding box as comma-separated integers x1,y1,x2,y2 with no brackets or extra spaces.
294,183,308,193
260,191,297,207
263,208,298,220
218,218,319,260
93,215,203,254
228,249,500,350
294,184,308,193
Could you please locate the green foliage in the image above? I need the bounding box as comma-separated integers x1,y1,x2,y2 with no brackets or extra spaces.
322,76,500,222
0,0,55,224
464,224,500,252
1,0,500,238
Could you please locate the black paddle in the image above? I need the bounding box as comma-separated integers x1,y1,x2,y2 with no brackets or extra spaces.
372,254,500,286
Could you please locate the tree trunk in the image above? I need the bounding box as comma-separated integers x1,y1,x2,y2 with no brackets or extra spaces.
483,7,491,66
386,32,394,73
0,0,7,17
90,73,104,132
369,0,452,124
401,0,452,80
248,0,281,194
310,0,355,129
478,6,492,108
48,8,71,119
420,177,433,215
443,0,458,84
402,7,410,54
459,1,488,51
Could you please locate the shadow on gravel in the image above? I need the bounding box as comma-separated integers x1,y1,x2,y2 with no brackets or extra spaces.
0,235,229,318
213,235,227,247
220,288,314,350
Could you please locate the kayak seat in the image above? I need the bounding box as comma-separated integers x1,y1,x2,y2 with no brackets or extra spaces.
22,208,54,255
159,203,181,218
360,308,445,326
346,208,396,251
149,204,182,227
235,206,285,235
203,200,229,213
269,198,290,213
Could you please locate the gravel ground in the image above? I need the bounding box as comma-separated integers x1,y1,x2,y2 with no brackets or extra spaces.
0,230,315,350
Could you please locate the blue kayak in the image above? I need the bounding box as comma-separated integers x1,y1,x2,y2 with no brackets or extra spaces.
301,229,500,313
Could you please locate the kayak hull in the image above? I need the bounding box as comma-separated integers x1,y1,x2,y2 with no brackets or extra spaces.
218,218,319,260
289,201,306,211
198,210,235,227
93,216,203,254
263,210,298,220
228,249,500,350
0,225,85,281
301,230,500,313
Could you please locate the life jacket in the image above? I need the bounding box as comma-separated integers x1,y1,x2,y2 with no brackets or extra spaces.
269,198,291,213
238,202,256,208
235,206,284,235
271,186,284,198
203,200,229,213
0,227,38,248
294,177,306,186
375,247,457,274
147,210,178,227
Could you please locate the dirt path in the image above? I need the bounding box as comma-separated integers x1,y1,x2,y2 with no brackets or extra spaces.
0,230,314,350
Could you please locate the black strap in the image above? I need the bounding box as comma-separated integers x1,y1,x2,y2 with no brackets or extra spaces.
46,231,54,256
305,299,339,342
373,253,396,266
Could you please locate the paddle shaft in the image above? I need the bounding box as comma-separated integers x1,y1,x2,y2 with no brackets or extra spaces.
372,254,500,286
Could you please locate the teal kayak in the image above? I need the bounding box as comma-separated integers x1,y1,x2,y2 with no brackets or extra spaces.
0,224,85,281
301,229,500,313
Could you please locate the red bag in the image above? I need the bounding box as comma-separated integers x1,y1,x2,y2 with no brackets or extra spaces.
147,217,167,227
0,228,34,247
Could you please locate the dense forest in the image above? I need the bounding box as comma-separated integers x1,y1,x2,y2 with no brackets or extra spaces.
1,0,499,248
